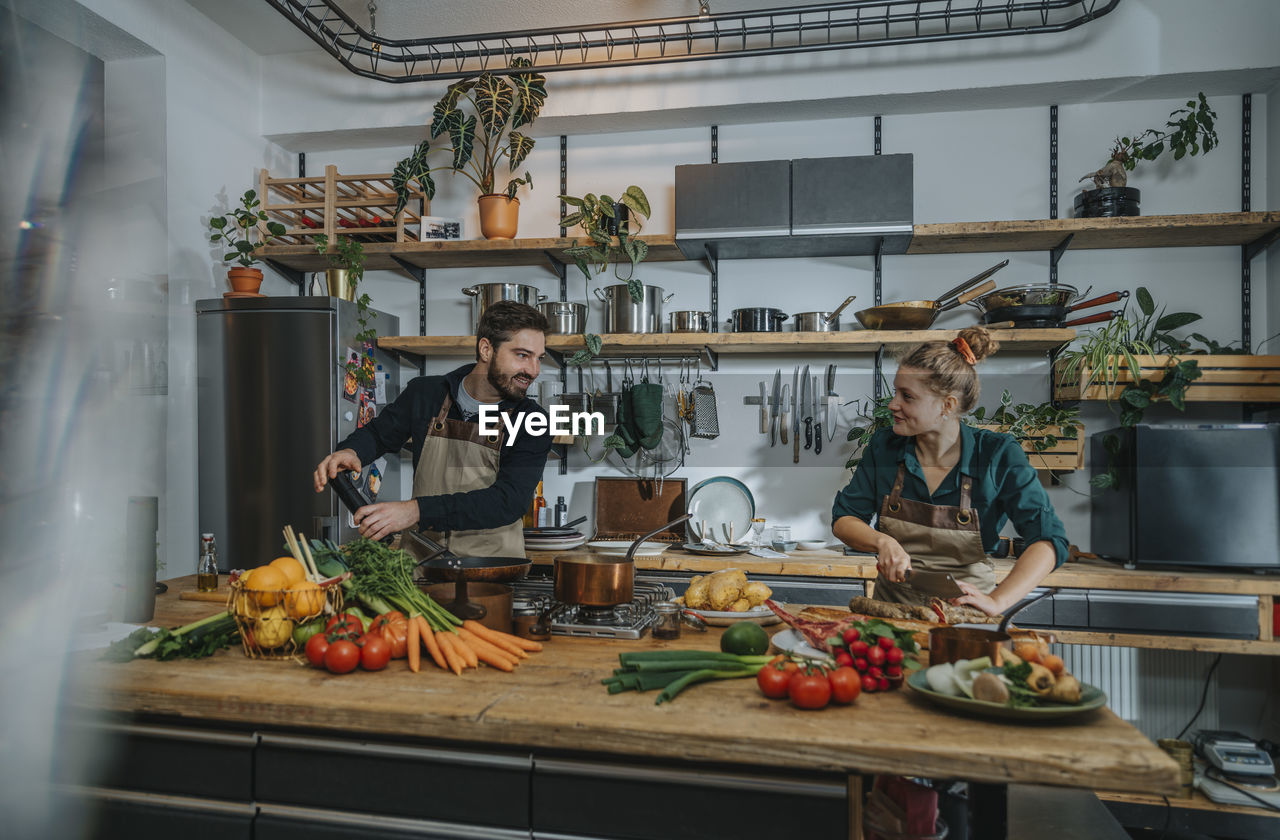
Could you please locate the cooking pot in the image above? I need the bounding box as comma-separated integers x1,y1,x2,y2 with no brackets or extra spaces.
595,284,674,333
793,295,857,332
462,282,544,333
927,588,1056,665
669,310,712,333
426,582,513,634
970,285,1129,329
555,513,692,607
729,307,788,333
537,300,587,334
854,259,1008,330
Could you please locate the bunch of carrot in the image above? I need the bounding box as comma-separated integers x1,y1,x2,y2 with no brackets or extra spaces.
405,616,542,675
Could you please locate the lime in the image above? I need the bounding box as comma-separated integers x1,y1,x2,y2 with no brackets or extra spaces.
720,621,770,656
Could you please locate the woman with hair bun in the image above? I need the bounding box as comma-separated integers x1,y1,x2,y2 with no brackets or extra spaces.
831,327,1068,616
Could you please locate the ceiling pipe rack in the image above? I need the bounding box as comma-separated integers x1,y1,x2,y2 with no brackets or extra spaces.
266,0,1121,83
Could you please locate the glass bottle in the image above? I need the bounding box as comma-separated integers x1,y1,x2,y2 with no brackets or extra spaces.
554,496,568,528
197,533,219,592
533,480,548,528
652,601,682,640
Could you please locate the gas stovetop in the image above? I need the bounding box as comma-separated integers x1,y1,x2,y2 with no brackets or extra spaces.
511,577,676,639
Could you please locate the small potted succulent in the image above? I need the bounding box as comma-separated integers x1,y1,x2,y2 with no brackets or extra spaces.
392,58,547,239
1076,92,1218,217
208,189,287,294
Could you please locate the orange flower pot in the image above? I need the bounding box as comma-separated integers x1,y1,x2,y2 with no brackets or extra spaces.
227,267,264,294
477,194,520,240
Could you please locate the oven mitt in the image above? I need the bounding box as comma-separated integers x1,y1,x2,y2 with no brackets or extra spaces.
629,381,665,450
605,386,637,458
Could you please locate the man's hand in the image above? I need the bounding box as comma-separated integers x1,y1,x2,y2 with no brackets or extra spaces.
352,500,420,542
314,449,361,493
875,535,912,583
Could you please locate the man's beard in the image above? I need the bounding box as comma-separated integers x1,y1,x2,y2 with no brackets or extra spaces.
487,363,533,402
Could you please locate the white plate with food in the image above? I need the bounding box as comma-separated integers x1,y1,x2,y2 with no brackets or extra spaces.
684,604,782,627
769,627,833,660
586,540,670,557
685,476,755,545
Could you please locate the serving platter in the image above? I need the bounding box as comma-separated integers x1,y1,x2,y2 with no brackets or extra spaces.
904,670,1107,721
686,604,781,627
586,540,669,557
685,476,755,545
769,628,832,660
680,542,752,556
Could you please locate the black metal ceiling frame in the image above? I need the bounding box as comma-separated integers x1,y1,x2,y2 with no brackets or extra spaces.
265,0,1121,83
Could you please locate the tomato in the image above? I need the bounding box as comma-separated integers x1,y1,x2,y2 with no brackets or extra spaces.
866,644,886,667
828,667,862,704
861,673,879,694
841,627,861,646
788,672,832,710
369,611,410,659
360,635,391,671
853,657,868,672
834,651,854,668
305,633,330,667
885,646,905,665
849,640,870,657
326,613,363,638
757,663,796,699
877,635,896,650
324,639,361,674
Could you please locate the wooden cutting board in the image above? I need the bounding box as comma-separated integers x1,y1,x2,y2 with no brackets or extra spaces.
179,588,232,603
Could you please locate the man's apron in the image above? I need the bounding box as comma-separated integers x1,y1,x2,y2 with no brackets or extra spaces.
407,393,525,557
872,462,995,606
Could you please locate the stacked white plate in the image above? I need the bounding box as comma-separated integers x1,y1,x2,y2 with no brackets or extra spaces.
523,528,588,551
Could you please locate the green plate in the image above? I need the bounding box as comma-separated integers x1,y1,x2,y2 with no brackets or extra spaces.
905,669,1108,721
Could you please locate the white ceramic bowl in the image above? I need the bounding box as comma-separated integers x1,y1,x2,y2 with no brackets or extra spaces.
795,540,830,551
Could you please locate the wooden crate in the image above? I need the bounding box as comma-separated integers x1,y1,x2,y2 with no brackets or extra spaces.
1054,355,1280,402
973,423,1084,472
257,165,427,245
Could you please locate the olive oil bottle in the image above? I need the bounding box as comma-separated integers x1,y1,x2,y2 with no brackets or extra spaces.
196,533,219,592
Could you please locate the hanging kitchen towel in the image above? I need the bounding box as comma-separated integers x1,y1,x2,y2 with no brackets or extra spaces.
608,385,638,458
629,380,665,450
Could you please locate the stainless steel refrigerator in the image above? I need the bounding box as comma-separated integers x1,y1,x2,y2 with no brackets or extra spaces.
196,296,401,571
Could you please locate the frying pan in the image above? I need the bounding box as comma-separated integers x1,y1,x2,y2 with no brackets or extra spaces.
854,259,1009,330
972,288,1129,329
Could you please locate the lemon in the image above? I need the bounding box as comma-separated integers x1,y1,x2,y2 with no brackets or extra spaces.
254,605,294,649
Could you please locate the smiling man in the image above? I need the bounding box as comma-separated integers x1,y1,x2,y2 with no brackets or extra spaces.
314,301,552,555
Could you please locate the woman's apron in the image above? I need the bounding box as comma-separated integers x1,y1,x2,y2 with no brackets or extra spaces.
872,462,995,606
406,393,525,557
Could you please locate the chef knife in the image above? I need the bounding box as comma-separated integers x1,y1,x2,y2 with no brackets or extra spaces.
825,364,838,442
769,368,781,447
904,568,967,600
759,380,768,435
812,374,822,455
801,364,812,450
780,384,790,445
792,365,800,464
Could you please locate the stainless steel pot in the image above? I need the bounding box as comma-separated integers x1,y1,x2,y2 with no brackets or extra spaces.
536,301,587,335
461,282,544,332
793,295,857,332
669,310,712,333
729,307,788,333
594,284,675,334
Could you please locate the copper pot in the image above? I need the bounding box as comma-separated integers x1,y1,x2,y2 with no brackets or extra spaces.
927,588,1057,665
554,555,635,607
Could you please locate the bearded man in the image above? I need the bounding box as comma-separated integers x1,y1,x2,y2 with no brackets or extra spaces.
314,301,551,555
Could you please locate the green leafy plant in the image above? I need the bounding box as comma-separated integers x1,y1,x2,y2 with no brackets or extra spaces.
392,58,547,213
1080,93,1218,188
844,377,895,470
968,390,1080,453
208,189,287,267
558,186,653,367
314,234,375,386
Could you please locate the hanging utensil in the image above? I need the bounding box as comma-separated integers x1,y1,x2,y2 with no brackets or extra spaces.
811,374,822,456
770,369,781,447
791,365,801,464
801,364,812,450
825,364,838,442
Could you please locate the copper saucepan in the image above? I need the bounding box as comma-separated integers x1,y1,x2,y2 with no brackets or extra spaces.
928,587,1057,665
854,259,1010,330
555,513,693,607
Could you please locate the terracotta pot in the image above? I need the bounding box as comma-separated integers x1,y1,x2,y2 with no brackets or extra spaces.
227,267,264,294
477,194,520,240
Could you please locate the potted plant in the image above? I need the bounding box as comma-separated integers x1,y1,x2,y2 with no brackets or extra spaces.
208,189,287,294
312,233,365,302
557,186,652,366
1075,92,1219,218
392,58,547,239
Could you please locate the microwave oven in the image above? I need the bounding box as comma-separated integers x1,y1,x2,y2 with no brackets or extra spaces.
1090,424,1280,570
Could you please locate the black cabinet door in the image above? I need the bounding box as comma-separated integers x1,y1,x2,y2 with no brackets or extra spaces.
255,803,529,840
791,154,914,255
674,160,791,258
63,788,254,840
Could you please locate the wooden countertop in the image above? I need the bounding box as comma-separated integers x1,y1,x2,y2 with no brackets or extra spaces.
69,576,1180,796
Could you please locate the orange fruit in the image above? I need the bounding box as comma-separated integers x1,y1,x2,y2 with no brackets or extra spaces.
245,565,286,607
285,580,324,621
269,556,307,587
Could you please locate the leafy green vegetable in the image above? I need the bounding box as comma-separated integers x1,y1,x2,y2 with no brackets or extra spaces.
102,610,239,662
327,537,460,631
608,650,766,704
999,660,1041,708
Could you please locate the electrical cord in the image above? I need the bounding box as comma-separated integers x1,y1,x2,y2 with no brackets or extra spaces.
1175,653,1222,740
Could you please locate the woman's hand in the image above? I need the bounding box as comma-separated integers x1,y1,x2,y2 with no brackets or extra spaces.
950,580,1003,616
875,536,912,584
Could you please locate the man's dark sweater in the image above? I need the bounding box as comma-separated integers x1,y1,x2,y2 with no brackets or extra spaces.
337,364,550,531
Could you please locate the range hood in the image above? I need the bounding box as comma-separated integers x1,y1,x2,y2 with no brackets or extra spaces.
674,154,913,260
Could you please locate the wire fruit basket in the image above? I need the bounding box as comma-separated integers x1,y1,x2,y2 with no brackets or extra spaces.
227,577,344,661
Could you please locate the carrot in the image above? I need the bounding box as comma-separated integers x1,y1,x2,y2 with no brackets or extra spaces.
448,633,479,669
456,627,519,670
416,616,447,671
463,619,544,653
435,631,465,675
407,612,420,673
459,620,527,658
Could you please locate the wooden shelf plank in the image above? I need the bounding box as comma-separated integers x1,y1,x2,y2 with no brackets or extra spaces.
1098,788,1280,819
908,211,1280,254
1047,630,1278,655
379,327,1076,357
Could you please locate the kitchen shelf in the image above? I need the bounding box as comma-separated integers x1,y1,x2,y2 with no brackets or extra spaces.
379,327,1077,359
258,212,1280,275
1054,354,1280,403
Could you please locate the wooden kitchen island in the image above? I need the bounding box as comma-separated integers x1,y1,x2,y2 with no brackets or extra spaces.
58,577,1179,840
